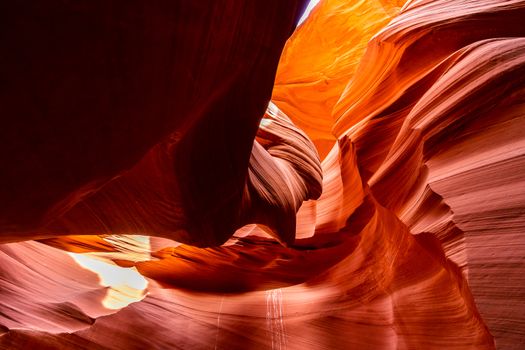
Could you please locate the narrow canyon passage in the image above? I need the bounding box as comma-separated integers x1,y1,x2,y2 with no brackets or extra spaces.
1,0,524,349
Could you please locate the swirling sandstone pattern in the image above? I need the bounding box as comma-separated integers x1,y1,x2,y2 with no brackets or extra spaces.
1,0,524,349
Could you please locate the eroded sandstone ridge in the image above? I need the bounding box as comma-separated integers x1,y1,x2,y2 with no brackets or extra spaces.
1,0,524,349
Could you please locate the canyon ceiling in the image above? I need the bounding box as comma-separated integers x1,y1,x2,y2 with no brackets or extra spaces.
1,0,524,349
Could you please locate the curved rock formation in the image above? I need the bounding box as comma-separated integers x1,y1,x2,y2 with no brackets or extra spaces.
1,0,524,349
0,0,308,246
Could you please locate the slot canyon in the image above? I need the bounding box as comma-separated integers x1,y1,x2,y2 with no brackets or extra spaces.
1,0,524,349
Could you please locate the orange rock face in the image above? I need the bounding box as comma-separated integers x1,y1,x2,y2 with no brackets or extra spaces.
1,0,524,349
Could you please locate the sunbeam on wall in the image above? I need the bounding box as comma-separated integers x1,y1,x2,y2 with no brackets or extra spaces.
68,236,151,310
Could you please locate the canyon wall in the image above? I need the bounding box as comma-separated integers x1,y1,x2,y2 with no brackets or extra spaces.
1,0,524,349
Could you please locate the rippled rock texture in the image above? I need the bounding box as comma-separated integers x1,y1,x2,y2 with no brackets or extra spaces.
1,0,524,349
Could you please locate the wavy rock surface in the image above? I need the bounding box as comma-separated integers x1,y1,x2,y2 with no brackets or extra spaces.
0,0,308,246
1,0,525,349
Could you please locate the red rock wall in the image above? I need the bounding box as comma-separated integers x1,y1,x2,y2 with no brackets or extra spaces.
1,0,524,349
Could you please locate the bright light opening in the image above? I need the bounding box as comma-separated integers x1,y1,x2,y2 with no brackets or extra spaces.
297,0,321,25
68,235,150,310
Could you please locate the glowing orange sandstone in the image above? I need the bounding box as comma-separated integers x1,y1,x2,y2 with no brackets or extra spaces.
1,0,525,349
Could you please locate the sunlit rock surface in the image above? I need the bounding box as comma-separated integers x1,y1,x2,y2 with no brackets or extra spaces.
1,0,525,349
